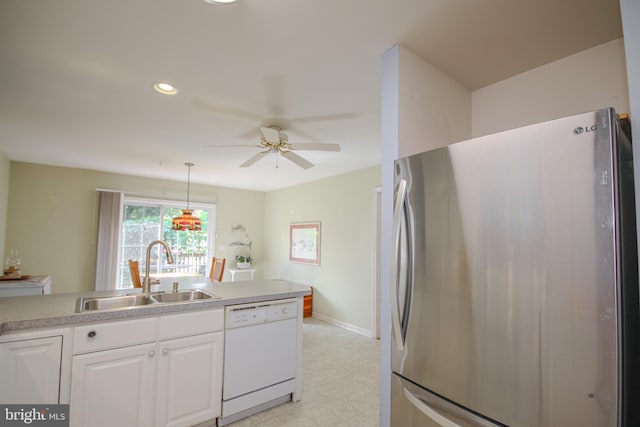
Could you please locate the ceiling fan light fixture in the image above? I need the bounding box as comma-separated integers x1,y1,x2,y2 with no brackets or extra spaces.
153,82,178,95
172,163,202,231
213,125,341,170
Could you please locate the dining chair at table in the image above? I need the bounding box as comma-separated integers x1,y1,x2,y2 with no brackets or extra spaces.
209,257,226,282
128,259,142,288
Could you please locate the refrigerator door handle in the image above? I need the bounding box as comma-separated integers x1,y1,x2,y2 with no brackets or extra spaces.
391,178,408,351
403,388,462,427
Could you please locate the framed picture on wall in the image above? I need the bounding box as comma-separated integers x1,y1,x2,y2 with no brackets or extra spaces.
289,222,321,265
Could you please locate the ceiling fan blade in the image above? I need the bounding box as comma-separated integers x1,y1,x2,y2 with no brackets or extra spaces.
238,126,261,140
192,98,262,121
240,151,269,168
290,112,359,123
203,144,260,148
260,127,281,144
263,74,286,116
289,142,341,152
281,150,314,169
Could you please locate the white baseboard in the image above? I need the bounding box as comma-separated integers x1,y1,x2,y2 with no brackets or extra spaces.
311,312,373,338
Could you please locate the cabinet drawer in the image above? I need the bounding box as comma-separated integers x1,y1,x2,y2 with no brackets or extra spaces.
159,309,224,340
73,318,157,354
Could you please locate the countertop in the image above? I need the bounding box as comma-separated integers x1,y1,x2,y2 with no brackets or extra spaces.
0,275,50,289
0,278,311,334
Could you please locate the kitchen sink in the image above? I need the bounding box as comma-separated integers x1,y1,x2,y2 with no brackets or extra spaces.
76,294,156,312
76,289,218,312
152,290,214,303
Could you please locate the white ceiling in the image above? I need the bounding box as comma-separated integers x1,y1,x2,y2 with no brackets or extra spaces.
0,0,623,191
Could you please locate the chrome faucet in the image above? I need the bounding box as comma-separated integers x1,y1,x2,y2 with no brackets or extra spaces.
143,240,175,293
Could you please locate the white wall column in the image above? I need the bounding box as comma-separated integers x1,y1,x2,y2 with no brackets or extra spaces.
620,0,640,234
380,44,471,427
379,45,399,427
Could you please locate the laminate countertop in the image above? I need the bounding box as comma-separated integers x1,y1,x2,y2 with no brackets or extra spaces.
0,278,311,334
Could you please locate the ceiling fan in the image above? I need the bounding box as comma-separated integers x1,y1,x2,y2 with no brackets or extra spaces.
211,126,341,169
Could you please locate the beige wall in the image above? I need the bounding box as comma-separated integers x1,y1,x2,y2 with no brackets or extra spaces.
5,160,380,334
0,151,9,265
472,39,629,137
263,166,381,335
5,162,265,293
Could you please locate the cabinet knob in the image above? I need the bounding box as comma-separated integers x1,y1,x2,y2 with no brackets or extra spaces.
148,349,156,357
87,330,97,339
162,348,169,355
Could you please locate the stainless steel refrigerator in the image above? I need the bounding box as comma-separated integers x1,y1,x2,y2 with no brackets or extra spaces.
391,108,639,427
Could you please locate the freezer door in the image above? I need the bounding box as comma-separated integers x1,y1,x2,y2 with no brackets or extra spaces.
391,373,502,427
392,109,625,426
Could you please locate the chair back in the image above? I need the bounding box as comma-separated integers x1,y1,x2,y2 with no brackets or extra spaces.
128,259,142,288
209,257,225,282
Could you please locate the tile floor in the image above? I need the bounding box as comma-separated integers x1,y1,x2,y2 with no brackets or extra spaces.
226,318,381,427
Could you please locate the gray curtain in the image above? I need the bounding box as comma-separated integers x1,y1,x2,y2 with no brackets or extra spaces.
94,191,123,291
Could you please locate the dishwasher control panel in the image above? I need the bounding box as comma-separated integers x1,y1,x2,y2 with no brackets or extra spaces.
225,298,298,329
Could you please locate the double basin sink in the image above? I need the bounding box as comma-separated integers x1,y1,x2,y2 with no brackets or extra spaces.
76,289,218,313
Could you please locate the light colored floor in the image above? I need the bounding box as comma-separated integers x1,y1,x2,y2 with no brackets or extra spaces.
226,317,380,427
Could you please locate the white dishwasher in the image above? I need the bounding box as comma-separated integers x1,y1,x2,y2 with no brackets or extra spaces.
218,298,298,426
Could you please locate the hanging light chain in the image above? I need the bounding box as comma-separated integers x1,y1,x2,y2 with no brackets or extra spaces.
185,162,194,210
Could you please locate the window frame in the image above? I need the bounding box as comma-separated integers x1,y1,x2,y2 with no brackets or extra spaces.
117,196,216,288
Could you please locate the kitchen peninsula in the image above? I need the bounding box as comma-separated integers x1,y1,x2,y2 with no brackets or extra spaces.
0,278,311,427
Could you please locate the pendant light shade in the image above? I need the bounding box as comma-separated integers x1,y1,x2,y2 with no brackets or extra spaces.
172,208,202,231
172,163,202,231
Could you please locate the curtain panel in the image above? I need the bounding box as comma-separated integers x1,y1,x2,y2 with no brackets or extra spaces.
94,190,123,291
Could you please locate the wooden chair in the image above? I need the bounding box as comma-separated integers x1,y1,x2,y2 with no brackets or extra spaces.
209,257,225,282
128,259,142,288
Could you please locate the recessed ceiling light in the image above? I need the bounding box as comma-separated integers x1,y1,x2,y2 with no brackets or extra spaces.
153,82,178,95
202,0,237,4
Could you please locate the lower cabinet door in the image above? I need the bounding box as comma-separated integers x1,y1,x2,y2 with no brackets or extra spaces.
156,332,224,427
0,336,62,404
70,342,156,427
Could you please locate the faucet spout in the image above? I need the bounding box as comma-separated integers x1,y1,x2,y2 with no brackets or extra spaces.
143,240,175,293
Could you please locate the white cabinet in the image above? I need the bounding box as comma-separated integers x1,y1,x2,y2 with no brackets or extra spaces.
70,342,156,427
156,332,224,427
0,327,72,404
0,335,62,403
69,309,224,427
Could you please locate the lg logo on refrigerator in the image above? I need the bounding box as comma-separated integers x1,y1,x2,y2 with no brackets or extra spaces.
573,124,598,135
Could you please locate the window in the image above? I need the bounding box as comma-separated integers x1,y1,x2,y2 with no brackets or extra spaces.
117,197,215,289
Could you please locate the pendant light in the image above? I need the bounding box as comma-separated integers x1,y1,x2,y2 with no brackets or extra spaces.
172,162,202,231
